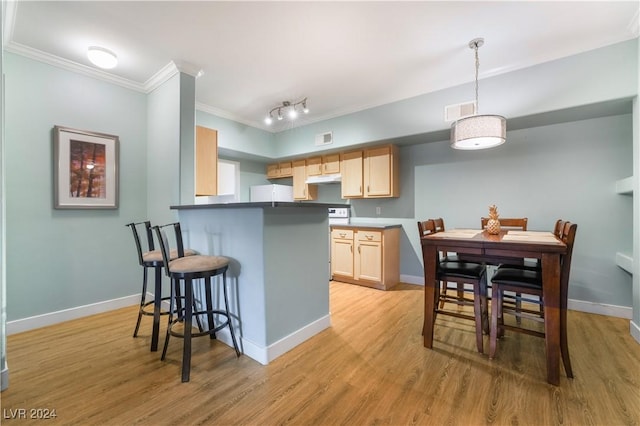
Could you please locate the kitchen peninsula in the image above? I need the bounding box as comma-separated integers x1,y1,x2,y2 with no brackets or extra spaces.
171,202,347,365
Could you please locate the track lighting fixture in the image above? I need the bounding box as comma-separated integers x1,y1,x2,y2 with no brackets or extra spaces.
264,98,309,125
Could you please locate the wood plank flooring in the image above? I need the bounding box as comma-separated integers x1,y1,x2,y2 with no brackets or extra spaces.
2,281,639,425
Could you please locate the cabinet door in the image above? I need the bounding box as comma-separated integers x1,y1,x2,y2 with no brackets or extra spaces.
306,157,322,176
292,159,317,200
364,145,392,197
355,231,382,282
322,154,341,174
266,163,280,178
340,150,363,198
278,161,293,177
331,238,354,278
195,126,218,196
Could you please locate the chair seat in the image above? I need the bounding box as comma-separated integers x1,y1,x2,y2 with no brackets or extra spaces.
440,260,485,279
492,267,542,290
169,255,229,274
143,248,198,263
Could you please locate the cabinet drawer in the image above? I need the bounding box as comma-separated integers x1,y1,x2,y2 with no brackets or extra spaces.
357,230,382,242
332,229,354,240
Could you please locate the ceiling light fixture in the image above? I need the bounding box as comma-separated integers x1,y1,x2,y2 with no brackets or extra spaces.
87,46,118,69
450,38,506,150
264,98,309,125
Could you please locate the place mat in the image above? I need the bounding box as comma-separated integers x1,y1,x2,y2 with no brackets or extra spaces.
502,233,561,243
507,231,554,236
433,230,481,239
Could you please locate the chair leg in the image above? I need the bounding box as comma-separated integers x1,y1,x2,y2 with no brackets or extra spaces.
489,286,502,359
150,266,163,351
133,266,149,338
205,277,216,340
182,278,193,383
161,278,177,361
560,304,573,378
439,281,447,309
472,281,484,354
515,292,522,324
222,272,241,357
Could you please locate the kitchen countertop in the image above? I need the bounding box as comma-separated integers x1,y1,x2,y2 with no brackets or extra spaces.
171,202,349,210
331,222,402,230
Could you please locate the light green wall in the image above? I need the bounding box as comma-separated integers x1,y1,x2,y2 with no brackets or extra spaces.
272,39,638,159
4,52,147,320
404,114,633,307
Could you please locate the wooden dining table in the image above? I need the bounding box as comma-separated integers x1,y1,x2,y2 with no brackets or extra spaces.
421,228,567,385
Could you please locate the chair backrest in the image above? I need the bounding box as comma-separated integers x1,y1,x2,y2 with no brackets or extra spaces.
559,222,578,308
480,217,528,230
431,218,446,233
553,219,566,238
417,219,438,239
152,223,186,277
126,221,155,266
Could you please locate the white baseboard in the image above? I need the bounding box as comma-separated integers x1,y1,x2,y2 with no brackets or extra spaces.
401,274,633,319
235,315,332,365
7,294,141,335
630,320,640,344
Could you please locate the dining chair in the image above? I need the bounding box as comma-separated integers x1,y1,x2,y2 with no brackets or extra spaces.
418,219,488,353
480,216,529,321
428,218,463,308
489,221,578,379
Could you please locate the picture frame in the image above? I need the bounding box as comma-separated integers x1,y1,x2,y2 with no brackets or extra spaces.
53,125,119,209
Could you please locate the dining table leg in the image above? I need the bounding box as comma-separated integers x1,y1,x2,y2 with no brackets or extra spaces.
423,244,438,348
541,252,562,386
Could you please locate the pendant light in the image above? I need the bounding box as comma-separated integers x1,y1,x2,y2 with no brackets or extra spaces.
450,38,506,150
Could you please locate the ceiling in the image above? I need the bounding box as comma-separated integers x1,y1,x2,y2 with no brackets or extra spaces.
4,1,639,133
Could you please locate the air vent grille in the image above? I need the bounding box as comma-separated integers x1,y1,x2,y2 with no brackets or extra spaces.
315,131,333,146
444,101,476,122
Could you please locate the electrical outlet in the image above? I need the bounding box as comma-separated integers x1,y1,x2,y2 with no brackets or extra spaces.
376,206,381,215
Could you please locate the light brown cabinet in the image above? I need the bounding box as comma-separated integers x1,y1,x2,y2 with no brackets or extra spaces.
292,159,318,200
330,225,400,290
195,125,218,196
322,153,341,174
340,145,399,199
267,161,293,179
306,156,323,176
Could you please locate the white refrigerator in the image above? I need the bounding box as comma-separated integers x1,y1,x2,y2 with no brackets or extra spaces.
250,184,294,202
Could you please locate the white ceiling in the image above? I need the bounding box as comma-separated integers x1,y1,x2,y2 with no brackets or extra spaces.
4,1,639,133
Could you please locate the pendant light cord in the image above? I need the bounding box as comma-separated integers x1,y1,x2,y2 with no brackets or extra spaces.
474,43,480,114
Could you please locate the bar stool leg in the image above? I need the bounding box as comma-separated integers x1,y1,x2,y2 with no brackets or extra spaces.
205,277,216,340
182,278,193,383
133,266,149,338
150,266,163,351
222,272,241,357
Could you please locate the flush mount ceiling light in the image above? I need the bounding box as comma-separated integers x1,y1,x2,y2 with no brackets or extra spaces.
87,46,118,69
264,98,309,125
450,38,506,150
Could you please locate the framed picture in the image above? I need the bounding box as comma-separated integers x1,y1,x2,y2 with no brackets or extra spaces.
53,126,119,209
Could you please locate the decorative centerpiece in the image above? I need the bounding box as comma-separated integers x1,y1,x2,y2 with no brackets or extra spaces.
486,204,501,235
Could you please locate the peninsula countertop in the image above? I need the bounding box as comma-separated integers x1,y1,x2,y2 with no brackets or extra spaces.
330,222,402,230
171,202,349,210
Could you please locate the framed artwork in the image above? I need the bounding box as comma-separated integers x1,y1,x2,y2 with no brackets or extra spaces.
53,126,119,209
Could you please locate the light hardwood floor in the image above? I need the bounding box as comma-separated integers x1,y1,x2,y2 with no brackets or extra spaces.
3,281,639,425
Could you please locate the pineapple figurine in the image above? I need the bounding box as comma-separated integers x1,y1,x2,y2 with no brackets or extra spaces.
486,204,501,235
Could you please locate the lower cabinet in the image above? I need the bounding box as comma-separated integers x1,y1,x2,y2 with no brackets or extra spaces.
331,226,400,290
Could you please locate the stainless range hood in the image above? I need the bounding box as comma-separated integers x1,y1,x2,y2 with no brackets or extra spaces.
305,174,342,184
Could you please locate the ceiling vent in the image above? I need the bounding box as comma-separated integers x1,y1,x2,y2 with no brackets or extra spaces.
315,131,333,146
444,101,476,122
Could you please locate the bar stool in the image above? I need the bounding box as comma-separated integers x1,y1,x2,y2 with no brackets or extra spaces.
153,222,241,382
126,221,197,351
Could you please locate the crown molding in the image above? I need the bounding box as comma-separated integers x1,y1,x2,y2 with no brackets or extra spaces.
3,1,17,47
4,41,146,93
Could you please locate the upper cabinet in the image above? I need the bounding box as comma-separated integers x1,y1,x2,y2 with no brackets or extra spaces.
267,161,293,179
266,143,399,199
195,125,218,196
322,153,341,174
293,159,318,200
341,145,399,199
341,150,364,198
